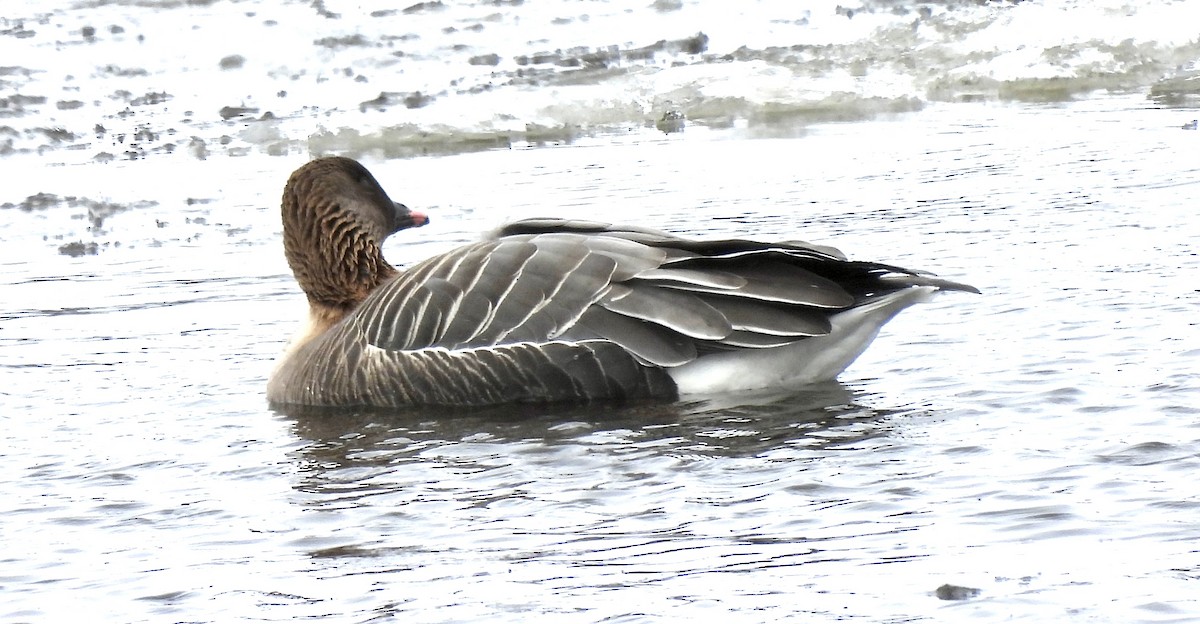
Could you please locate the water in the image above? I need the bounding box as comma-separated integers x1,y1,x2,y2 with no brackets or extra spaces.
3,0,1200,622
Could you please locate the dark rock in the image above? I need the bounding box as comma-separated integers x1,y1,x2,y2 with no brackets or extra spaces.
935,584,981,601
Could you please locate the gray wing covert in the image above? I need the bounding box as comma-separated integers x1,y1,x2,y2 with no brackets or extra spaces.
347,233,680,404
356,233,670,352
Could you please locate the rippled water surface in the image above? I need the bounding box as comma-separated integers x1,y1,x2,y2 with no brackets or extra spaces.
4,1,1200,622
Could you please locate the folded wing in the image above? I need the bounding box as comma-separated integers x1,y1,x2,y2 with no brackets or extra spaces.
340,218,976,404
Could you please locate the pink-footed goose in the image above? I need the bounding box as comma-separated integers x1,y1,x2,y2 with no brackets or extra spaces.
267,157,978,407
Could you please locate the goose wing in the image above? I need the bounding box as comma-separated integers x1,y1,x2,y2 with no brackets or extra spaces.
360,218,978,360
338,219,972,404
344,232,684,404
356,233,669,351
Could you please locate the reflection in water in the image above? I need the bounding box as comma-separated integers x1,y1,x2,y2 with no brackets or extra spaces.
282,382,899,479
272,385,952,621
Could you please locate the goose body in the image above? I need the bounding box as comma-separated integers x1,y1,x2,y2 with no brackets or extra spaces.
267,157,977,408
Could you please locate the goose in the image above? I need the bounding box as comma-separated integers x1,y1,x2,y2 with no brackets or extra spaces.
267,156,978,408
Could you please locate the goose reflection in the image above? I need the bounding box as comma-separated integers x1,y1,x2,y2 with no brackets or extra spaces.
279,382,912,496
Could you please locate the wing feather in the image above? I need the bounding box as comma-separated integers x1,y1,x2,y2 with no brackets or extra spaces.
573,306,697,367
504,251,617,341
709,331,801,349
599,283,732,340
635,267,746,290
652,258,855,308
699,295,832,336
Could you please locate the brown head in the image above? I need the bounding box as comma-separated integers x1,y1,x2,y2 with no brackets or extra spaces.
281,157,428,327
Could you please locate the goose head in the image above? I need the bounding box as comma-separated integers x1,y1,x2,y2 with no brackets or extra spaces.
280,156,428,327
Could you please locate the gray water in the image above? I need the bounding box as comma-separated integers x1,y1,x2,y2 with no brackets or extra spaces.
4,1,1200,622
